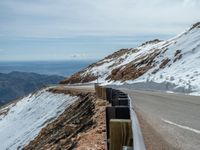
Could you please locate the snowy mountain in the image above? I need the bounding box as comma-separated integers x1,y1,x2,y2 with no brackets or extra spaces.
61,22,200,95
0,88,78,150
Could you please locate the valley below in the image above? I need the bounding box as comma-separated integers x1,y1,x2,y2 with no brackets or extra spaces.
0,71,64,106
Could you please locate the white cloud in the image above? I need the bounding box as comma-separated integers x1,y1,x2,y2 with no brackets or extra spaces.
70,53,88,59
0,0,200,38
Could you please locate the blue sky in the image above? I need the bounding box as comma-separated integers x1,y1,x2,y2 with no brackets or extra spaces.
0,0,200,61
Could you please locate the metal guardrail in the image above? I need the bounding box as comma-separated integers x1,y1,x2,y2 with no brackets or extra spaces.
95,84,146,150
129,95,146,150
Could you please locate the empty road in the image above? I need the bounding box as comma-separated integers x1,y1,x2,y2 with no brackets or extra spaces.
120,88,200,150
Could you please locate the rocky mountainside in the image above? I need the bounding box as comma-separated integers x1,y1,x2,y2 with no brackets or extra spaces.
0,88,78,150
0,85,106,150
61,22,200,95
0,71,64,105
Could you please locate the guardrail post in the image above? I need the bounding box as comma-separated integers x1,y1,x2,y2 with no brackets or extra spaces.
95,85,143,150
106,88,112,102
109,119,133,150
106,106,131,149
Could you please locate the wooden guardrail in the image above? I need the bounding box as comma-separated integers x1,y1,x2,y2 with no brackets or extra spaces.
95,84,133,150
110,119,132,150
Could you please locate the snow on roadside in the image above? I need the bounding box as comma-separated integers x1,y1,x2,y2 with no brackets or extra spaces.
0,88,78,150
96,26,200,96
124,28,200,95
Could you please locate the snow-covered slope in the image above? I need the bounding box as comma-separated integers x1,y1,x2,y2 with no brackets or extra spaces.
0,88,78,150
61,22,200,95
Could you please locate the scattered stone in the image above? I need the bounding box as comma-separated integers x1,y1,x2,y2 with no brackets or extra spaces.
159,58,171,69
141,39,162,46
174,50,181,57
190,22,200,30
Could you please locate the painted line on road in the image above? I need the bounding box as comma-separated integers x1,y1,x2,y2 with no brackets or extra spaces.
162,119,200,134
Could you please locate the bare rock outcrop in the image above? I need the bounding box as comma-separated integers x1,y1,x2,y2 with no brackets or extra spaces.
108,51,161,81
23,92,95,150
60,72,97,84
23,87,107,150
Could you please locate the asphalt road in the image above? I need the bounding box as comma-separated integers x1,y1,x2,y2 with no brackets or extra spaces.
120,88,200,150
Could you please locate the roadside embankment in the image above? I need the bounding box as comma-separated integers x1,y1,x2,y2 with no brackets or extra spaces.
23,85,107,150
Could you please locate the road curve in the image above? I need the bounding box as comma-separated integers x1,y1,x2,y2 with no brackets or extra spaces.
120,88,200,150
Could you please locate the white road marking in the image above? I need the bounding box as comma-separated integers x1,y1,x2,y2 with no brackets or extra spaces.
162,119,200,134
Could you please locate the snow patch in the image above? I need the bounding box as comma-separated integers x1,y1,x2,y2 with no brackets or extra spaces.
0,89,78,150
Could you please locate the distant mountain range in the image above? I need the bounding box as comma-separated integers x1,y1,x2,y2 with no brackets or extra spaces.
0,71,64,105
61,22,200,95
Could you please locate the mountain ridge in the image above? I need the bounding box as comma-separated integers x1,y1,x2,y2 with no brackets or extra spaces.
61,22,200,95
0,71,64,105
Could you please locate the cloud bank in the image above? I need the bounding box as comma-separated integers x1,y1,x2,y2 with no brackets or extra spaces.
0,0,199,38
0,0,199,61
